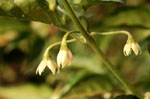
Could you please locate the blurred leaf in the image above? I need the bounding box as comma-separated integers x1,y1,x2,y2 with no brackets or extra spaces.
59,70,114,98
67,0,125,10
4,31,30,53
27,36,45,62
0,17,29,33
82,0,125,6
113,95,139,99
72,55,106,74
61,70,94,96
0,0,61,26
93,7,150,30
63,73,114,98
49,69,114,99
147,36,150,54
0,83,52,99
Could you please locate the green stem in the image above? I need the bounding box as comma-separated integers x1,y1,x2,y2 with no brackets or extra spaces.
61,31,77,48
61,0,142,98
43,30,132,56
43,38,76,58
91,30,132,37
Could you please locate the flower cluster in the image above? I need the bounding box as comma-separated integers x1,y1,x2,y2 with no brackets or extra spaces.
36,46,73,76
123,37,142,56
36,32,73,76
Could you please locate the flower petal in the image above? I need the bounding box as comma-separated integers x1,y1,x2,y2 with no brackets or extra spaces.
36,60,47,76
132,42,142,55
47,59,58,75
123,43,132,56
67,49,73,65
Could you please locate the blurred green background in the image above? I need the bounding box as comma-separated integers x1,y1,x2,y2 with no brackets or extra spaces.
0,0,150,99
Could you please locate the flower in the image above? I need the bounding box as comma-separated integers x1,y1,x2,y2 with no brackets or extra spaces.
57,48,73,68
123,38,142,56
144,92,150,99
36,57,58,76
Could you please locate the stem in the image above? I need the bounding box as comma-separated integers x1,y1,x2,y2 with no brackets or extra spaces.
43,30,132,56
91,31,132,37
61,31,77,48
61,0,142,98
43,39,76,57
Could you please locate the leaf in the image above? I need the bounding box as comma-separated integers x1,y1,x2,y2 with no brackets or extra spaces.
147,36,150,54
72,55,106,74
113,95,139,99
0,83,53,99
63,72,114,98
0,0,61,26
92,7,150,31
58,70,114,98
27,36,45,62
0,17,29,33
98,7,150,28
71,0,125,10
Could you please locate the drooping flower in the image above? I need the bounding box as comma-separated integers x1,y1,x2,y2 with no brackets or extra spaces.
123,42,132,56
123,37,142,56
57,48,73,68
144,92,150,99
36,57,58,76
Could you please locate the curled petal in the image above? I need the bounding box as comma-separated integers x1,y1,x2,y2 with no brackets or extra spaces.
47,59,58,75
66,49,73,65
36,60,47,76
123,43,132,56
57,50,65,68
132,42,142,55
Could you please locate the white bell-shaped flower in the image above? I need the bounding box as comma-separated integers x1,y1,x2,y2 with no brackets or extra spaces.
144,92,150,99
123,38,142,56
57,48,73,68
36,57,58,76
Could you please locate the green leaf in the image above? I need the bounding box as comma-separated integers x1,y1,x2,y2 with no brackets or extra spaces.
0,0,61,26
27,36,45,62
63,72,114,98
113,95,139,99
0,17,29,33
147,36,150,54
58,70,114,98
92,7,150,31
71,0,125,10
0,83,53,99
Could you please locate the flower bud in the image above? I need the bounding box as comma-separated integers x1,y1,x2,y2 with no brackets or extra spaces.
57,48,73,68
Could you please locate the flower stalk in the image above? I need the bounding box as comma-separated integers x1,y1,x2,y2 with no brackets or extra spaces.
61,0,142,98
91,30,132,37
